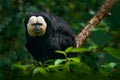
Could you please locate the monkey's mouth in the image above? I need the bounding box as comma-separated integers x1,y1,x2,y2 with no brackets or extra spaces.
34,26,41,34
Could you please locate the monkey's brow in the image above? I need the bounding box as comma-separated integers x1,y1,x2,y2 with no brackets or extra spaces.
32,23,43,26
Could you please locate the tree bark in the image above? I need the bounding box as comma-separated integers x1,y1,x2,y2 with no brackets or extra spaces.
75,0,118,48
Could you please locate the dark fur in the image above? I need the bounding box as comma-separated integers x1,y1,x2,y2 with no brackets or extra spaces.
24,12,76,62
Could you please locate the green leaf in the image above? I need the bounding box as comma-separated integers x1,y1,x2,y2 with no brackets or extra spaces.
47,65,62,71
33,67,47,76
47,65,56,69
66,47,90,53
12,64,34,70
63,62,70,72
89,27,100,31
108,62,117,68
70,62,91,74
54,59,65,66
104,47,120,60
12,64,23,69
70,57,81,63
101,62,117,69
88,45,98,50
89,27,109,32
55,50,67,57
65,46,73,53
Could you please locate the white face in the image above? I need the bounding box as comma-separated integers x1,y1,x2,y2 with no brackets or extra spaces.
27,16,47,37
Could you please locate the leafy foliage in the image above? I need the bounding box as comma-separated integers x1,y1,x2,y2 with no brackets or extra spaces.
0,0,120,80
104,47,120,60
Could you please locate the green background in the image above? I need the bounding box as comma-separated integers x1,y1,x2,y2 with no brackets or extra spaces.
0,0,120,80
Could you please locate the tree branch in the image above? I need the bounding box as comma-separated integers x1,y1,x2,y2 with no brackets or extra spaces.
75,0,118,48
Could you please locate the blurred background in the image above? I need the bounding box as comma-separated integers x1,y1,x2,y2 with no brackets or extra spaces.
0,0,120,79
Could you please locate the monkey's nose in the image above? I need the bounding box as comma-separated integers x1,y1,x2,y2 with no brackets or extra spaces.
34,26,41,33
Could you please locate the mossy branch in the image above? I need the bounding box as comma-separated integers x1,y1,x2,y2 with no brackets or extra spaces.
75,0,118,48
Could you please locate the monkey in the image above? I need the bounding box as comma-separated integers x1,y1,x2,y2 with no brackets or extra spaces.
24,12,76,62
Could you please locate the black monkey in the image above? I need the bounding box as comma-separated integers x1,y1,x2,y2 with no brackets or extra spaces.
24,12,76,62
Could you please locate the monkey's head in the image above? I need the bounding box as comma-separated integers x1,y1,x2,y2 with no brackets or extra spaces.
24,12,48,37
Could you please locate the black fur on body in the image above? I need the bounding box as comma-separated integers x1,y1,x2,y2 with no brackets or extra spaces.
24,12,76,62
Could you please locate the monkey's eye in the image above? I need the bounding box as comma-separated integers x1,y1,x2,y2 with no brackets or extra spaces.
32,23,43,26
